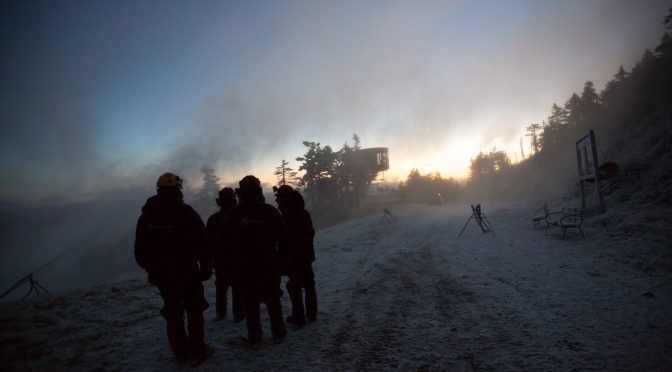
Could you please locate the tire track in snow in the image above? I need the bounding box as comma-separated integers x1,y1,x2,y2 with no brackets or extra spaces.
321,209,480,370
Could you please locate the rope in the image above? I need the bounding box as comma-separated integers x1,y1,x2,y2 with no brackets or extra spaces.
32,245,80,275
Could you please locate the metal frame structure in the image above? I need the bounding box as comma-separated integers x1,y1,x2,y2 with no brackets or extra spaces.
459,204,495,236
576,130,605,211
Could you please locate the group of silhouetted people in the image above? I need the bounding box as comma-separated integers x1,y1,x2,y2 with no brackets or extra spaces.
134,172,317,365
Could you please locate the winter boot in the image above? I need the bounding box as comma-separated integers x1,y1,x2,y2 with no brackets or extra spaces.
190,344,215,366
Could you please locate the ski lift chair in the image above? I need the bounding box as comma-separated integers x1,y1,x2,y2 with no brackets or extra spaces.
546,207,585,240
533,203,549,229
534,203,563,230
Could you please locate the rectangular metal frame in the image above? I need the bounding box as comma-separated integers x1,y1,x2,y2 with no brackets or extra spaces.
576,130,605,210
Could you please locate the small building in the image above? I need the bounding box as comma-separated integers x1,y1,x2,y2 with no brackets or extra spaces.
343,147,390,174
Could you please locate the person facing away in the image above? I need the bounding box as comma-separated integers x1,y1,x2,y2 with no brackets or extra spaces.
275,185,317,326
134,172,215,365
206,187,244,322
217,175,290,349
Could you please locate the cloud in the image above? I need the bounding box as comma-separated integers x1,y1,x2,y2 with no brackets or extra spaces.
2,0,669,201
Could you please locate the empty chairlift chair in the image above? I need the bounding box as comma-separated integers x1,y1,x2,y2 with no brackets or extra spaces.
533,203,549,229
545,207,585,240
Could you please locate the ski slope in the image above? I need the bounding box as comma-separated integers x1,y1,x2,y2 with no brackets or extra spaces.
1,202,671,371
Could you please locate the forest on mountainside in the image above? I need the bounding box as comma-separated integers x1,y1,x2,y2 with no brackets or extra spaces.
400,9,672,207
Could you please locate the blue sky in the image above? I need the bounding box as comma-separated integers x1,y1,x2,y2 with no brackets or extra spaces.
1,0,669,203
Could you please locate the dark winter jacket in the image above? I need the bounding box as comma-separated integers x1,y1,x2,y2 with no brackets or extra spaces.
278,191,316,265
217,191,290,276
206,198,237,276
135,189,211,287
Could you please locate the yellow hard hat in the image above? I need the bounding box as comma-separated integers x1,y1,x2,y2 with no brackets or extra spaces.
156,172,183,189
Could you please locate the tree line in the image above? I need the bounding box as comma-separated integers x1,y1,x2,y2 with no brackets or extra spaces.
291,134,380,209
192,9,672,210
523,9,672,162
188,134,383,217
397,9,672,203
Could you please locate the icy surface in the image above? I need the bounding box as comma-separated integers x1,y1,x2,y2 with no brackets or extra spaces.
1,201,671,371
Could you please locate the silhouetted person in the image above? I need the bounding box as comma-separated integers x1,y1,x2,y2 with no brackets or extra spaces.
217,175,290,349
134,172,214,365
275,185,317,326
206,187,244,322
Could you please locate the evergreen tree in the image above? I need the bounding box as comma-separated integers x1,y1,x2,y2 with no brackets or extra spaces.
193,165,221,218
469,151,493,180
601,66,629,109
581,81,600,110
580,81,601,126
469,148,510,182
615,65,628,82
525,123,543,154
399,168,460,204
543,103,567,149
274,159,298,187
296,141,338,206
564,93,583,128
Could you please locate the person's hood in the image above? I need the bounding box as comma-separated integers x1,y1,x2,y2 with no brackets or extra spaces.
238,188,265,205
142,189,183,214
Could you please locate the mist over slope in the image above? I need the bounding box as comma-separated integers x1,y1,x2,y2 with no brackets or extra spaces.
0,188,147,298
1,105,670,299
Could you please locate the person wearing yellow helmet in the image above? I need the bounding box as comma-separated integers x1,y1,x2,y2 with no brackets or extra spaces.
156,172,184,189
135,172,214,366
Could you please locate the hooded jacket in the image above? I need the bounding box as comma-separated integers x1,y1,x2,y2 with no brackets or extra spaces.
278,191,316,265
135,189,210,286
217,188,290,275
206,197,237,275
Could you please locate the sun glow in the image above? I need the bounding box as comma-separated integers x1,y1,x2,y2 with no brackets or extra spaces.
385,140,476,183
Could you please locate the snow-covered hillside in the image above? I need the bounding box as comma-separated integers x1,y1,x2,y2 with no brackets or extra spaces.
1,201,670,371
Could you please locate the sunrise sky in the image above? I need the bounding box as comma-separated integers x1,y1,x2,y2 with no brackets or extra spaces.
1,0,669,203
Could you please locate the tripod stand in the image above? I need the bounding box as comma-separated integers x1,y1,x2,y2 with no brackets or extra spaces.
458,204,495,236
0,273,52,301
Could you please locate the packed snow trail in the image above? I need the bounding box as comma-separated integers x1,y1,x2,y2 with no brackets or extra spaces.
1,202,670,371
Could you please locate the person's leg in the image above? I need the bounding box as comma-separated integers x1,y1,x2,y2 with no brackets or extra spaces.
244,299,262,346
159,285,188,360
286,276,306,325
304,264,317,321
183,280,210,355
231,275,245,322
242,276,262,347
264,274,286,341
215,276,227,320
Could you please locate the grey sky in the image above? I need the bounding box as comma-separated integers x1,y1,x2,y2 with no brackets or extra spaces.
1,0,669,202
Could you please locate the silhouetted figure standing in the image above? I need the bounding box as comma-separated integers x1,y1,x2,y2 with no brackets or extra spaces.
218,175,290,349
275,185,317,326
206,187,244,322
134,172,214,365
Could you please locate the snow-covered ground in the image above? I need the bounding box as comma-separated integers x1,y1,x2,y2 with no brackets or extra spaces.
1,200,671,371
